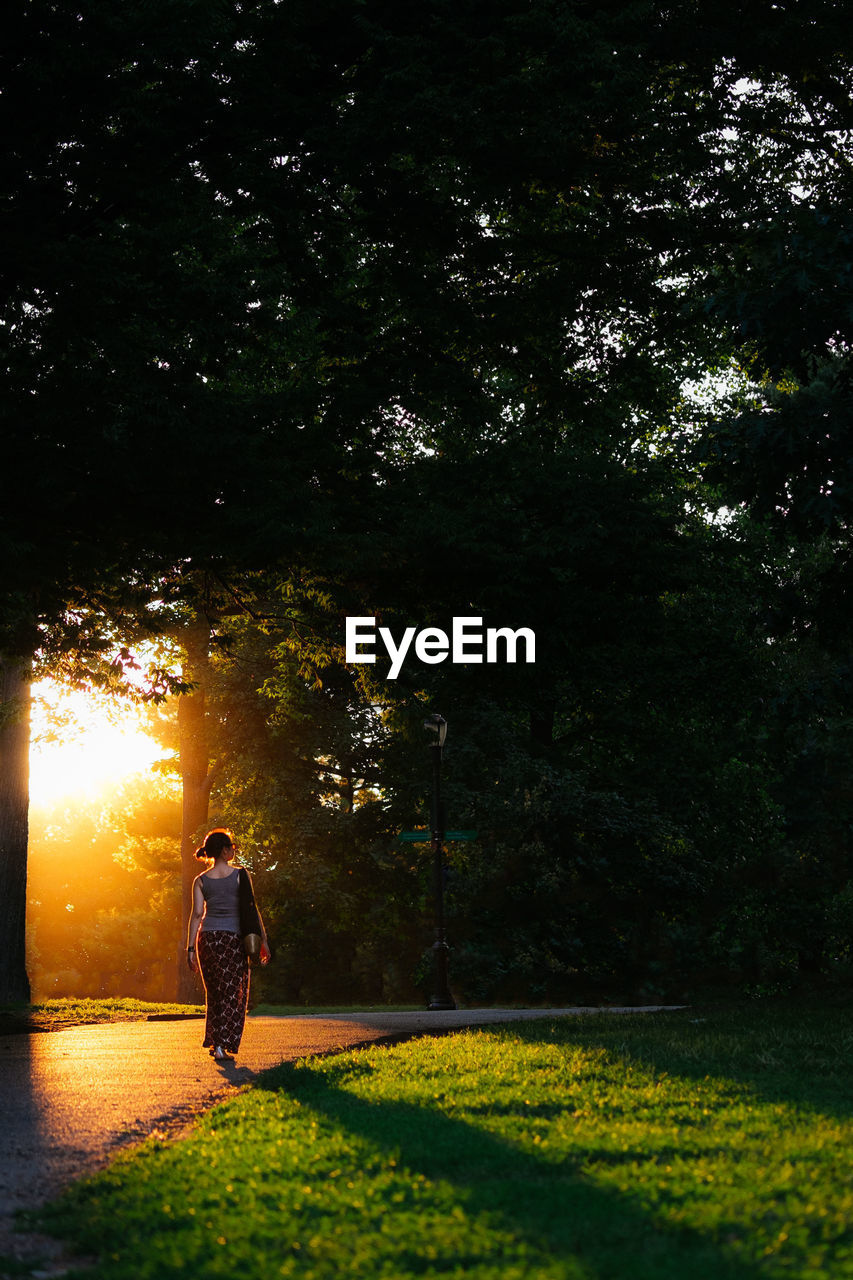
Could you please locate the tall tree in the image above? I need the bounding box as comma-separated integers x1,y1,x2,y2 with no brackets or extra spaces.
251,441,782,999
5,0,851,1001
175,614,214,1003
0,653,32,1001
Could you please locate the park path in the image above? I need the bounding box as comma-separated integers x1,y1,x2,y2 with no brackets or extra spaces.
0,1006,682,1272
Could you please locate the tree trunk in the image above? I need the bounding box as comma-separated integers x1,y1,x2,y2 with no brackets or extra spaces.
175,616,212,1003
0,653,32,1004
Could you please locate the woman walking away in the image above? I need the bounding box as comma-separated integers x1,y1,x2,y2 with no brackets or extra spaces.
186,828,269,1062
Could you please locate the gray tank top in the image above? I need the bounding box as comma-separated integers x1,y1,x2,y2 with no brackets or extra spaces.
199,868,241,934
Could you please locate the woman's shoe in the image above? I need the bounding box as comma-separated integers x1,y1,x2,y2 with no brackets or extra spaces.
213,1045,231,1061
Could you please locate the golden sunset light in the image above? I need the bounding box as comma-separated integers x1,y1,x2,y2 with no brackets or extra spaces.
29,681,167,808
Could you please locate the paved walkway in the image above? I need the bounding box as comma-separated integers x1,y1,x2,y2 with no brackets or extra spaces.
0,1006,683,1271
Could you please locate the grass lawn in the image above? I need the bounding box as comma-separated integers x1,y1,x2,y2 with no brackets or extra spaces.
0,1000,426,1036
0,997,205,1031
0,999,424,1032
19,1001,853,1279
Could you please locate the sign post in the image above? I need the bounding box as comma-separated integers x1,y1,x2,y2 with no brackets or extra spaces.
423,713,455,1011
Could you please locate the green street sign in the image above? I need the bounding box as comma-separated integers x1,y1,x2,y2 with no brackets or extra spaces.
397,830,478,843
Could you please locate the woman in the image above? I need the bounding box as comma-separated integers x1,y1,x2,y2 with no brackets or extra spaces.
186,828,269,1062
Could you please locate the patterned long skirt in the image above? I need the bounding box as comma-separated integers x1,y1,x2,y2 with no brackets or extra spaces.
197,930,249,1054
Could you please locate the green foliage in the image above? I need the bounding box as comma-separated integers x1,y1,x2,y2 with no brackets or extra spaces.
27,775,182,1001
8,0,838,641
232,444,796,1002
10,0,853,1006
188,613,426,1006
29,1004,853,1279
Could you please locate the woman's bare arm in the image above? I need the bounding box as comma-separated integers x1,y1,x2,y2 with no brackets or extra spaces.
186,878,205,969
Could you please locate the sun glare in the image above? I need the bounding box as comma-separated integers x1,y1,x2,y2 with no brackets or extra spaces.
29,681,166,807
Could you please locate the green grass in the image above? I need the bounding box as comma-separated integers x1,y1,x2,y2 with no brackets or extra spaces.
0,999,421,1031
0,997,205,1029
21,1002,853,1279
1,999,422,1031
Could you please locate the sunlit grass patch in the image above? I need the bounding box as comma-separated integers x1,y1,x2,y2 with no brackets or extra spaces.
25,1004,853,1279
0,999,419,1030
1,997,204,1028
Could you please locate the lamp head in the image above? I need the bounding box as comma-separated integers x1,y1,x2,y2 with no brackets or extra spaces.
423,713,448,748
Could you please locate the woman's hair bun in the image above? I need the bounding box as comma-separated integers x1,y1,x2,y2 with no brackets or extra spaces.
194,828,235,861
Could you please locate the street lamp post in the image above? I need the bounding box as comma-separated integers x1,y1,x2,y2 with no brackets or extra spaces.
424,713,456,1011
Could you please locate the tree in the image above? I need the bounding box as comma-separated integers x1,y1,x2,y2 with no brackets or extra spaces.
0,654,32,1000
1,0,275,1000
255,442,785,1000
5,0,851,1001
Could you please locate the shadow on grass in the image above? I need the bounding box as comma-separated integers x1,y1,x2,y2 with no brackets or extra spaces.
261,1053,767,1280
510,1006,853,1122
